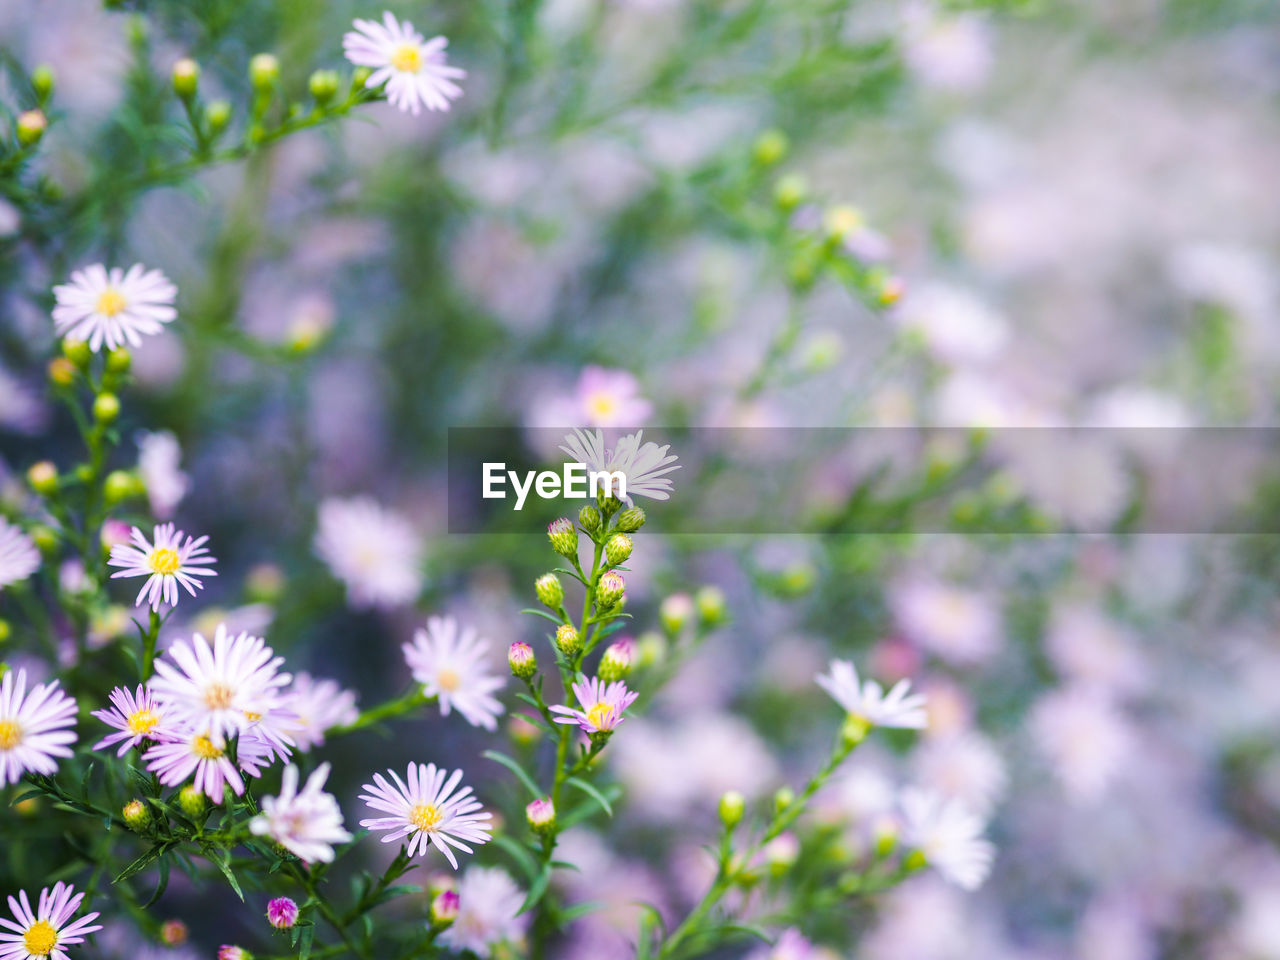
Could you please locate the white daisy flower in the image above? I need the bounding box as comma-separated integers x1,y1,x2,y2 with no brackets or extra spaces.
51,263,177,352
0,519,40,590
143,724,274,802
91,685,169,757
342,12,465,115
899,787,995,891
437,867,527,959
0,669,79,787
136,430,189,520
0,881,102,960
559,428,680,502
284,672,359,752
314,497,423,610
816,659,928,730
148,623,291,742
359,762,492,868
107,523,217,611
403,616,505,731
249,762,353,864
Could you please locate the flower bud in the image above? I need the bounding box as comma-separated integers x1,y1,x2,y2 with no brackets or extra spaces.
172,58,200,99
773,173,807,211
554,623,581,658
903,849,928,873
823,204,863,243
0,620,10,643
218,947,253,960
597,492,623,514
105,347,131,374
508,641,537,680
615,506,646,532
27,461,58,495
595,571,625,609
873,817,898,859
578,504,601,533
103,470,139,506
206,99,232,133
762,833,799,876
659,593,694,635
178,784,207,819
547,518,578,558
122,799,151,832
635,632,665,669
47,358,76,387
597,639,634,683
93,392,120,423
534,573,563,609
309,69,340,105
752,129,788,167
245,563,285,603
429,890,459,927
16,110,46,147
427,874,456,900
870,269,904,307
773,786,795,814
525,797,555,834
249,53,280,90
695,586,727,627
508,714,542,746
718,790,745,829
266,897,299,930
62,338,92,368
31,65,55,102
604,533,633,566
840,712,872,749
160,920,188,946
30,525,59,554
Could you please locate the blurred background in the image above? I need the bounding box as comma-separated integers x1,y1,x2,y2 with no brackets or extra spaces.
3,0,1280,956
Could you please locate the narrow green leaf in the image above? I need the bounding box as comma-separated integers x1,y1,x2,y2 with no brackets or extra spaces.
520,608,565,625
482,750,542,798
491,833,539,882
114,843,168,883
565,776,613,817
518,863,553,914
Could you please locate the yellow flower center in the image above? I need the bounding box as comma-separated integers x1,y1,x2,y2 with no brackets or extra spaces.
127,708,161,735
0,719,21,750
192,735,224,760
409,802,442,832
24,920,58,956
586,702,614,730
243,710,262,723
148,547,181,575
586,392,618,420
96,287,127,318
436,668,461,692
390,43,422,73
203,683,234,710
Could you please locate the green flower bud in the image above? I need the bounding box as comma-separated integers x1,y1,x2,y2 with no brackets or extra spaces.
823,204,863,243
534,573,563,609
352,66,373,89
105,347,132,374
62,338,92,368
546,518,578,559
525,797,555,834
595,571,625,610
103,470,139,506
0,620,10,643
597,639,634,683
309,69,340,105
615,506,646,533
16,110,46,147
659,593,694,635
596,492,623,515
27,461,58,496
695,586,727,627
31,65,55,102
93,392,120,423
29,525,59,554
718,790,745,829
604,533,633,566
578,504,601,533
47,358,76,387
773,786,795,814
635,632,665,669
205,99,232,133
752,129,788,167
172,58,200,99
429,890,459,927
178,785,207,819
903,849,928,873
773,173,807,212
554,623,581,658
245,563,285,603
122,799,152,832
763,833,799,876
873,820,898,859
508,642,537,680
841,712,872,750
249,53,280,90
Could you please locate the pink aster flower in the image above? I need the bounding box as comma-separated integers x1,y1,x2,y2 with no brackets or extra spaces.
266,897,298,930
358,762,492,868
342,12,465,115
91,685,169,756
283,672,359,752
143,725,273,803
0,669,79,788
107,523,216,611
0,882,102,960
550,675,639,736
403,616,506,731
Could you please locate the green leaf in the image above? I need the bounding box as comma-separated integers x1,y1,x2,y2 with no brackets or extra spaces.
482,750,542,798
517,862,553,915
558,899,607,923
205,847,244,901
298,922,315,960
565,776,613,817
142,856,170,908
114,843,168,883
520,607,565,625
491,833,540,882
